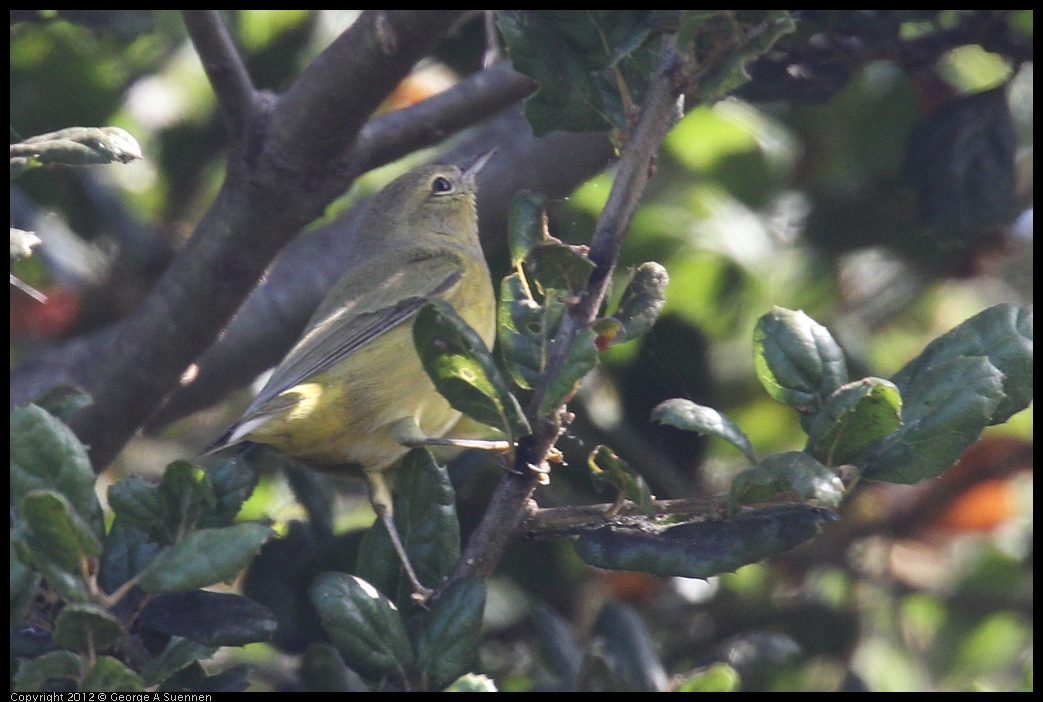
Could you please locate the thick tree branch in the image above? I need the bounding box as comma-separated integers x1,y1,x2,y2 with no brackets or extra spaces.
64,10,468,470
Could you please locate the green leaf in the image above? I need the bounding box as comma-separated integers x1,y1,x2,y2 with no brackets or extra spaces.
108,461,216,545
12,650,82,692
587,445,656,517
693,12,796,102
11,541,41,630
11,126,141,177
528,241,596,297
676,663,741,692
358,449,460,607
19,490,102,572
730,452,845,512
571,504,837,579
137,523,272,593
609,262,669,346
11,404,104,540
414,299,530,441
862,356,1004,484
81,656,144,693
310,572,413,682
806,378,903,467
538,327,600,417
98,523,160,596
139,591,277,647
508,191,549,267
29,385,92,423
891,303,1032,426
593,601,668,692
300,643,370,692
54,603,126,654
141,638,215,687
497,10,669,136
498,273,545,390
415,577,487,690
531,605,583,686
200,453,261,527
753,307,848,419
652,398,757,463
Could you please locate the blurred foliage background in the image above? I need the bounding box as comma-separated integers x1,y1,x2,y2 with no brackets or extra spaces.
11,10,1032,692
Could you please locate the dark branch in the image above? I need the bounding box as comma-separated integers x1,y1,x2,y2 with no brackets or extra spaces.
181,11,257,133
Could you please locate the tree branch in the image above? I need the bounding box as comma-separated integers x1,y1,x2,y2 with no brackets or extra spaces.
181,11,257,133
450,37,686,584
64,10,468,470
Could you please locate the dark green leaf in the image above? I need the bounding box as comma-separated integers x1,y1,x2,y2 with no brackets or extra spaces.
652,398,757,463
508,191,549,266
693,12,796,102
498,272,545,390
587,445,656,517
139,591,277,647
29,385,92,424
531,604,583,686
81,656,144,693
11,542,41,629
415,577,486,690
753,307,848,419
806,377,903,467
497,11,669,136
310,572,413,681
137,523,273,593
539,327,600,417
863,356,1004,484
12,650,82,692
98,522,160,595
609,262,669,346
19,490,102,572
414,299,530,441
528,241,596,297
141,638,215,688
201,454,261,527
891,303,1032,425
53,603,126,653
107,461,215,546
730,452,845,511
572,504,837,579
594,601,668,692
11,404,104,539
358,449,460,607
300,643,370,692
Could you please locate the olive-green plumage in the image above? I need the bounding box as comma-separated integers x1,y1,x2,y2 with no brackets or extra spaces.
213,158,495,599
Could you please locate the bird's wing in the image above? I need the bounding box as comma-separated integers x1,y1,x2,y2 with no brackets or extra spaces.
240,248,466,417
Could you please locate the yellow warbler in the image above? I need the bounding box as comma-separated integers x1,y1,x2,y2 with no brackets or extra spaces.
210,155,497,600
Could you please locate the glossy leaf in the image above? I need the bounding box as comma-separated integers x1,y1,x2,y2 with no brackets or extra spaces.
10,404,104,539
730,452,845,512
507,191,549,266
753,307,848,418
862,356,1004,484
806,377,902,467
414,299,530,441
139,591,277,647
137,523,273,593
498,272,544,389
415,577,486,690
53,603,126,653
652,398,757,463
572,504,838,579
310,572,413,681
891,303,1032,426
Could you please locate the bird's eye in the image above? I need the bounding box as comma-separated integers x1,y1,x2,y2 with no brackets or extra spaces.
431,176,453,194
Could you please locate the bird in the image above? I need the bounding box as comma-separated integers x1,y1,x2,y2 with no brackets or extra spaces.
208,153,498,601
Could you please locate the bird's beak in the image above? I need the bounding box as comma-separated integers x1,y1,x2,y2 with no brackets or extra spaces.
463,149,497,187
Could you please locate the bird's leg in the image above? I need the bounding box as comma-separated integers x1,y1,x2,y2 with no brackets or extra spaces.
364,469,433,604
